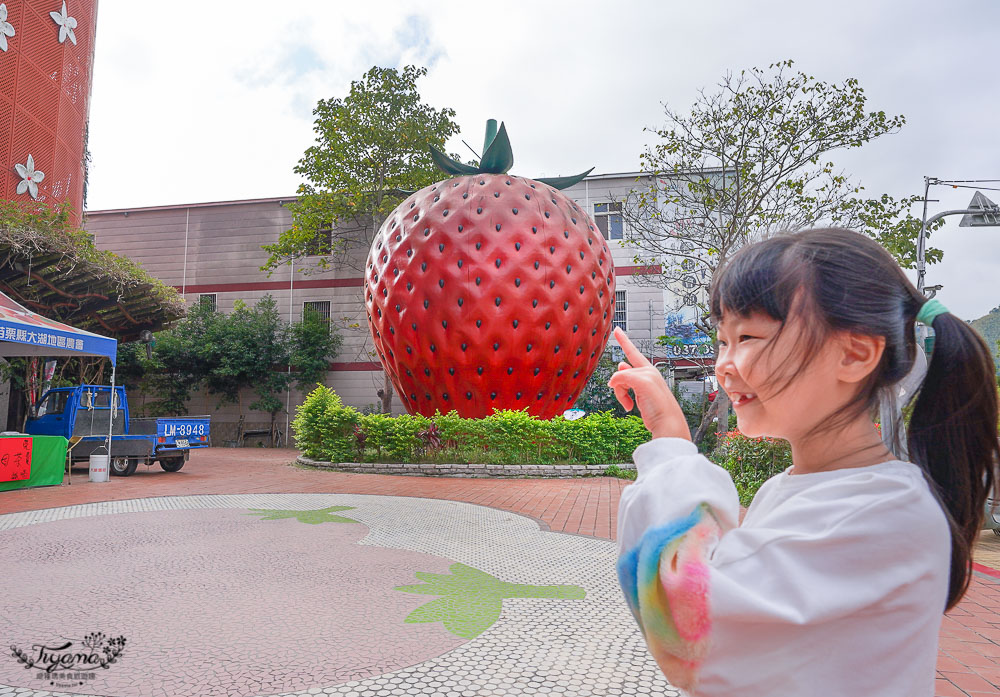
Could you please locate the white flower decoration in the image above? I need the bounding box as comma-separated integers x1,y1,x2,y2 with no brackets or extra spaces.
14,155,45,199
0,4,15,52
49,1,76,45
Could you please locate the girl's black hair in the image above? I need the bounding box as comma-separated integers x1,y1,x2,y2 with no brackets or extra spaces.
709,227,999,610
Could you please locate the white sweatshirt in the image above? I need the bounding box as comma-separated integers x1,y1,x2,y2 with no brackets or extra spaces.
616,437,950,697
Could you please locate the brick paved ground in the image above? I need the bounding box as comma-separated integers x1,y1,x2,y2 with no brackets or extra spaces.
0,448,627,539
2,447,999,696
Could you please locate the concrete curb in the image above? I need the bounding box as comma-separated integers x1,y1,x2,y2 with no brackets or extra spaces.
295,456,637,478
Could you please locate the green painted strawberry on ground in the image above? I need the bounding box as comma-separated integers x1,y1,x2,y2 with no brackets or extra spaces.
365,120,616,419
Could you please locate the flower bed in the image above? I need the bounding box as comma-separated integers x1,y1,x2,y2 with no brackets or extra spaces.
292,386,652,466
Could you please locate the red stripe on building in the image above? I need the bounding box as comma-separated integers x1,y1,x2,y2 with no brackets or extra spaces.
663,358,716,367
177,264,660,295
179,278,364,293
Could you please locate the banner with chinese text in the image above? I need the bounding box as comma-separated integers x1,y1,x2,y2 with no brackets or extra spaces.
0,437,32,482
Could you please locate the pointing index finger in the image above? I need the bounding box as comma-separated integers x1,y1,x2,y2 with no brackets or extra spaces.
612,326,651,367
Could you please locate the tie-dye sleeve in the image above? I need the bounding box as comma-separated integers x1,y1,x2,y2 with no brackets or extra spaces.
616,437,740,692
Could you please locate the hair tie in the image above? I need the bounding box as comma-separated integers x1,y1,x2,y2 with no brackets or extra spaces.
881,296,944,459
917,298,948,325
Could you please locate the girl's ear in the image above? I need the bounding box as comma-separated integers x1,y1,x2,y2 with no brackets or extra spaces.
837,331,886,384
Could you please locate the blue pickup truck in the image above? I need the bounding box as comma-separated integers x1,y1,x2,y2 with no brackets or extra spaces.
25,385,211,476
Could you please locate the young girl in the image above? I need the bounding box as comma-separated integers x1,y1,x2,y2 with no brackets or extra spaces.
609,227,999,696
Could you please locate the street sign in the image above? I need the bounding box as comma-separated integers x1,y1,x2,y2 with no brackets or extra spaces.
959,192,1000,227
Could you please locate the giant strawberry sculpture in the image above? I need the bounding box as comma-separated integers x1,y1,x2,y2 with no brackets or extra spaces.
365,121,616,419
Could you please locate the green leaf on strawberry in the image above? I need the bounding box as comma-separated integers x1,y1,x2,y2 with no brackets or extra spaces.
395,562,585,638
427,119,591,190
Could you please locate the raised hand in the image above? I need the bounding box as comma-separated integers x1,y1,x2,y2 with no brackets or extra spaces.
606,327,692,441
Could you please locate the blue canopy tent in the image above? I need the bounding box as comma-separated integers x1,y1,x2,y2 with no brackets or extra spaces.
0,291,118,476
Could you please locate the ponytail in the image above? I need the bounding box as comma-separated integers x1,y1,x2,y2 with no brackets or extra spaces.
907,312,1000,610
706,227,999,610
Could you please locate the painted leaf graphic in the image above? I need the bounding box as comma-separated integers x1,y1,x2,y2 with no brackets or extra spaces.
396,562,585,639
245,505,358,525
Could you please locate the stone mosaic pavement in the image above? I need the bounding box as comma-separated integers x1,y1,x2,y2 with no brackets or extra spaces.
1,448,1000,696
1,493,677,697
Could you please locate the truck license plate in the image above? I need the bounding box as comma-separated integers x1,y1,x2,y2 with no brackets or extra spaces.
175,439,189,448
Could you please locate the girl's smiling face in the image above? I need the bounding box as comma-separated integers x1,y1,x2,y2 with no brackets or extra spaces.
715,308,844,441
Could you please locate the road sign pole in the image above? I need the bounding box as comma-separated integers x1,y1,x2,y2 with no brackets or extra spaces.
917,177,932,295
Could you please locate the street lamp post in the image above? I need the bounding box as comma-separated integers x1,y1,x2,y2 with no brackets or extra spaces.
917,187,1000,295
915,187,1000,353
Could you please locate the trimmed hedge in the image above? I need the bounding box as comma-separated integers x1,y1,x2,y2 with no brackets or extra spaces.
292,385,651,465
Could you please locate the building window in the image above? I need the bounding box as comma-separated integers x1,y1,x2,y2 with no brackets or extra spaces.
612,290,627,332
594,202,623,240
305,224,333,256
303,300,331,323
199,294,217,312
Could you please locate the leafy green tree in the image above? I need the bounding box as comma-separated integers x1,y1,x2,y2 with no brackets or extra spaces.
262,64,460,274
125,296,344,428
619,60,943,444
200,296,291,435
112,342,162,416
133,300,216,415
261,64,461,414
290,305,343,390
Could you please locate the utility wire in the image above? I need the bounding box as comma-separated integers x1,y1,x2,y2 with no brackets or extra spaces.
933,179,1000,184
933,183,1000,193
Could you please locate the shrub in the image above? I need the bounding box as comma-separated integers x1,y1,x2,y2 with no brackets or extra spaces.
292,385,335,459
483,408,555,464
292,385,359,462
710,430,792,506
292,390,653,466
357,413,394,459
318,391,360,463
603,464,637,480
416,422,442,457
557,410,649,464
384,413,429,460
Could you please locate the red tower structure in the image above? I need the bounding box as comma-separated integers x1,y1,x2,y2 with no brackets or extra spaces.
0,0,98,226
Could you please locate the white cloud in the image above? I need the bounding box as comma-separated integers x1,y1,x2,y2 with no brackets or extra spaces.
84,0,1000,319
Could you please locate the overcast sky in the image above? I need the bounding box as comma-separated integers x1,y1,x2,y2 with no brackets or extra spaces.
84,0,999,321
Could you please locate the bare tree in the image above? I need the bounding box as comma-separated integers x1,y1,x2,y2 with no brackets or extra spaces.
619,60,937,444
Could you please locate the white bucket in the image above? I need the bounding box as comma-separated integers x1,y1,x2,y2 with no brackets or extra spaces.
89,454,109,483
